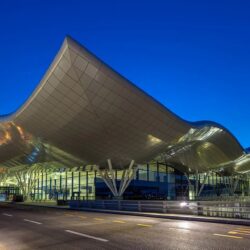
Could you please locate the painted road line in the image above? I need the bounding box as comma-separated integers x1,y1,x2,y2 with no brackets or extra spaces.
137,224,152,227
94,218,104,221
236,227,250,231
113,220,126,224
24,219,42,225
228,231,250,236
235,228,250,232
233,230,250,234
169,227,190,232
79,216,87,219
65,230,108,242
213,234,242,239
2,213,13,217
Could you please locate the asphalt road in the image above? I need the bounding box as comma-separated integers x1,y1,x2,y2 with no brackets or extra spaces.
0,203,249,250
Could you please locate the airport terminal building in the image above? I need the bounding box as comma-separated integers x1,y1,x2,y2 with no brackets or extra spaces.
0,37,249,202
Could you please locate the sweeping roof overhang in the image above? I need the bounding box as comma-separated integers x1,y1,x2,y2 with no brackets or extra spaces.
0,36,249,174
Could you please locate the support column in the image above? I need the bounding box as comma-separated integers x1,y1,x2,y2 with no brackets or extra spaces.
197,172,209,197
233,176,240,194
184,172,193,199
195,169,199,198
65,171,67,200
78,171,81,197
226,176,240,196
96,159,137,199
107,159,118,195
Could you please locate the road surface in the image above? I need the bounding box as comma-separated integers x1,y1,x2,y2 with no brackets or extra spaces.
0,203,249,249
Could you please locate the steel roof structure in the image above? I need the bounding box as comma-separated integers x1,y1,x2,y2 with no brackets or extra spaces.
0,36,249,176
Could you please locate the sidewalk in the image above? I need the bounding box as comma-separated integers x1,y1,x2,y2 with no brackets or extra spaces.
0,201,69,209
18,201,69,209
3,201,250,226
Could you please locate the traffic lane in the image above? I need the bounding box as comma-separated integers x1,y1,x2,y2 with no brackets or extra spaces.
1,205,250,250
0,212,107,250
0,215,248,250
1,204,250,234
0,207,154,250
1,206,250,239
54,211,250,250
0,208,160,250
2,206,248,236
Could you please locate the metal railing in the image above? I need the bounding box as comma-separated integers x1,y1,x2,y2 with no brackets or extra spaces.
69,199,250,219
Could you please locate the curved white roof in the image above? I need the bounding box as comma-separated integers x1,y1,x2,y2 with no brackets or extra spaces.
0,36,248,173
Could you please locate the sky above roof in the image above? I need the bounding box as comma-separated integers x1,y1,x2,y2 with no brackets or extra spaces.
0,0,249,147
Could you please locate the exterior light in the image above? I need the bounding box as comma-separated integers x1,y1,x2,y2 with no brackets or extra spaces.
16,125,25,139
180,201,187,207
148,135,162,145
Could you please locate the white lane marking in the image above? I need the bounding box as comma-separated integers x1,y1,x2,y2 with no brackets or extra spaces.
2,213,13,217
24,219,42,225
169,227,190,232
65,230,108,242
213,233,242,239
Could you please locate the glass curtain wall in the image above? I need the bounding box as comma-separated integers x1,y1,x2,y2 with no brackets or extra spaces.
32,170,96,201
1,163,250,201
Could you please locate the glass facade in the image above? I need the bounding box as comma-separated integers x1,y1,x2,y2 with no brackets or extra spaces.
29,170,95,201
0,162,249,202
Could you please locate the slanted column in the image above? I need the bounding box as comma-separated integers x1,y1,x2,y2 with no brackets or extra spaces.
197,172,209,197
107,159,118,196
96,159,137,199
118,160,136,197
96,166,118,197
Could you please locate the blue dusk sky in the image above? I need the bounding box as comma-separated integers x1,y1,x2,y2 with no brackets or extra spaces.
0,0,249,147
